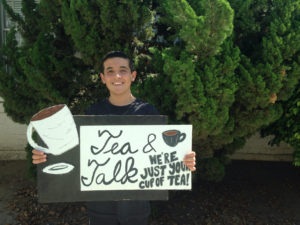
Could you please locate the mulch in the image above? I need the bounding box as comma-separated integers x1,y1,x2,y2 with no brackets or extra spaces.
2,160,300,225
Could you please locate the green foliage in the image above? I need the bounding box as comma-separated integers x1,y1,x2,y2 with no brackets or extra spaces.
61,0,154,71
261,83,300,166
1,0,300,181
163,0,234,57
0,0,156,179
0,0,101,123
25,143,36,180
138,0,300,180
227,0,300,142
230,0,300,168
0,0,103,178
0,28,39,123
197,157,225,182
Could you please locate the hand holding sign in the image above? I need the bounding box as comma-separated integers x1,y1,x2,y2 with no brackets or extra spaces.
183,151,196,172
32,149,47,164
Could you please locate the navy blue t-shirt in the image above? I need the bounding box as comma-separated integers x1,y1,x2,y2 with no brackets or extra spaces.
85,98,159,220
86,98,159,116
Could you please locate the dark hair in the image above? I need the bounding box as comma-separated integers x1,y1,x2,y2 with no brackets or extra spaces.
101,51,135,72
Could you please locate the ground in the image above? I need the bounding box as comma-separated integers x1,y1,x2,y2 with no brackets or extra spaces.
1,160,300,225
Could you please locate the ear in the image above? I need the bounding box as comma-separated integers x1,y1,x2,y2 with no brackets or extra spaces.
131,71,137,82
100,73,105,84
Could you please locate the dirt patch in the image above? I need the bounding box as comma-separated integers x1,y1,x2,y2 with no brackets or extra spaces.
0,161,29,225
1,160,300,225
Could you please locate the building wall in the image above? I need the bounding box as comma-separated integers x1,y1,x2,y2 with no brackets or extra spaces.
0,97,27,160
0,1,27,160
1,0,23,47
0,97,295,161
230,133,294,161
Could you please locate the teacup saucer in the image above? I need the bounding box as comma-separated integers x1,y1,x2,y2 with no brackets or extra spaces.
42,162,74,175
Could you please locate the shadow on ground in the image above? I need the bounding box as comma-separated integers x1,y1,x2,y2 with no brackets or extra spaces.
1,160,300,225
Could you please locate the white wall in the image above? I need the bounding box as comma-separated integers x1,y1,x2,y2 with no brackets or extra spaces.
231,133,294,161
0,97,27,160
0,96,294,161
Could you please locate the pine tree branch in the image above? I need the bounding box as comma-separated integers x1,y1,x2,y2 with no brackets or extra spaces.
0,0,25,27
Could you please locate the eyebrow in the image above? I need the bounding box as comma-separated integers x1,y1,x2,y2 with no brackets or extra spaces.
105,66,129,71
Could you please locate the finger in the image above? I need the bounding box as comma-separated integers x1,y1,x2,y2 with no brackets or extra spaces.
184,156,196,160
184,161,195,166
184,152,196,159
183,160,196,168
184,162,196,167
184,161,196,168
32,149,45,156
186,151,196,157
184,160,196,164
185,163,196,171
33,157,47,164
189,167,196,172
183,159,196,163
32,154,46,160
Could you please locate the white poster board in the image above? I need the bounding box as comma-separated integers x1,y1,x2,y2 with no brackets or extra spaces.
80,125,192,191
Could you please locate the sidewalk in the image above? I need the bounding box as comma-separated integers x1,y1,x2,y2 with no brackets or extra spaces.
1,160,300,225
0,160,29,225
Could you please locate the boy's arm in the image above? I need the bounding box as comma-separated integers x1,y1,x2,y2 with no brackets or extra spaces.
183,151,196,171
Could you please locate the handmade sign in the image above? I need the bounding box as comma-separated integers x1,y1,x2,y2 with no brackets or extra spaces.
27,105,192,203
80,125,192,191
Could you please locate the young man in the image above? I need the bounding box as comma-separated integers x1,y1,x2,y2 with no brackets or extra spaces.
32,51,196,225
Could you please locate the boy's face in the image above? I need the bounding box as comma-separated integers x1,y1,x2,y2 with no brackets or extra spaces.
100,57,136,97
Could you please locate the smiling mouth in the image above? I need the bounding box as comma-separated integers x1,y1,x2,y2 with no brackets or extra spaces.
112,82,123,86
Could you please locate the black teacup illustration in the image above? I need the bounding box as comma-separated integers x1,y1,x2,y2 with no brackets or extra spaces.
162,130,186,147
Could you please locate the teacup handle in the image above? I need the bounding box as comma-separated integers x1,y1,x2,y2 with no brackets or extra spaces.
26,123,49,153
178,133,186,143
